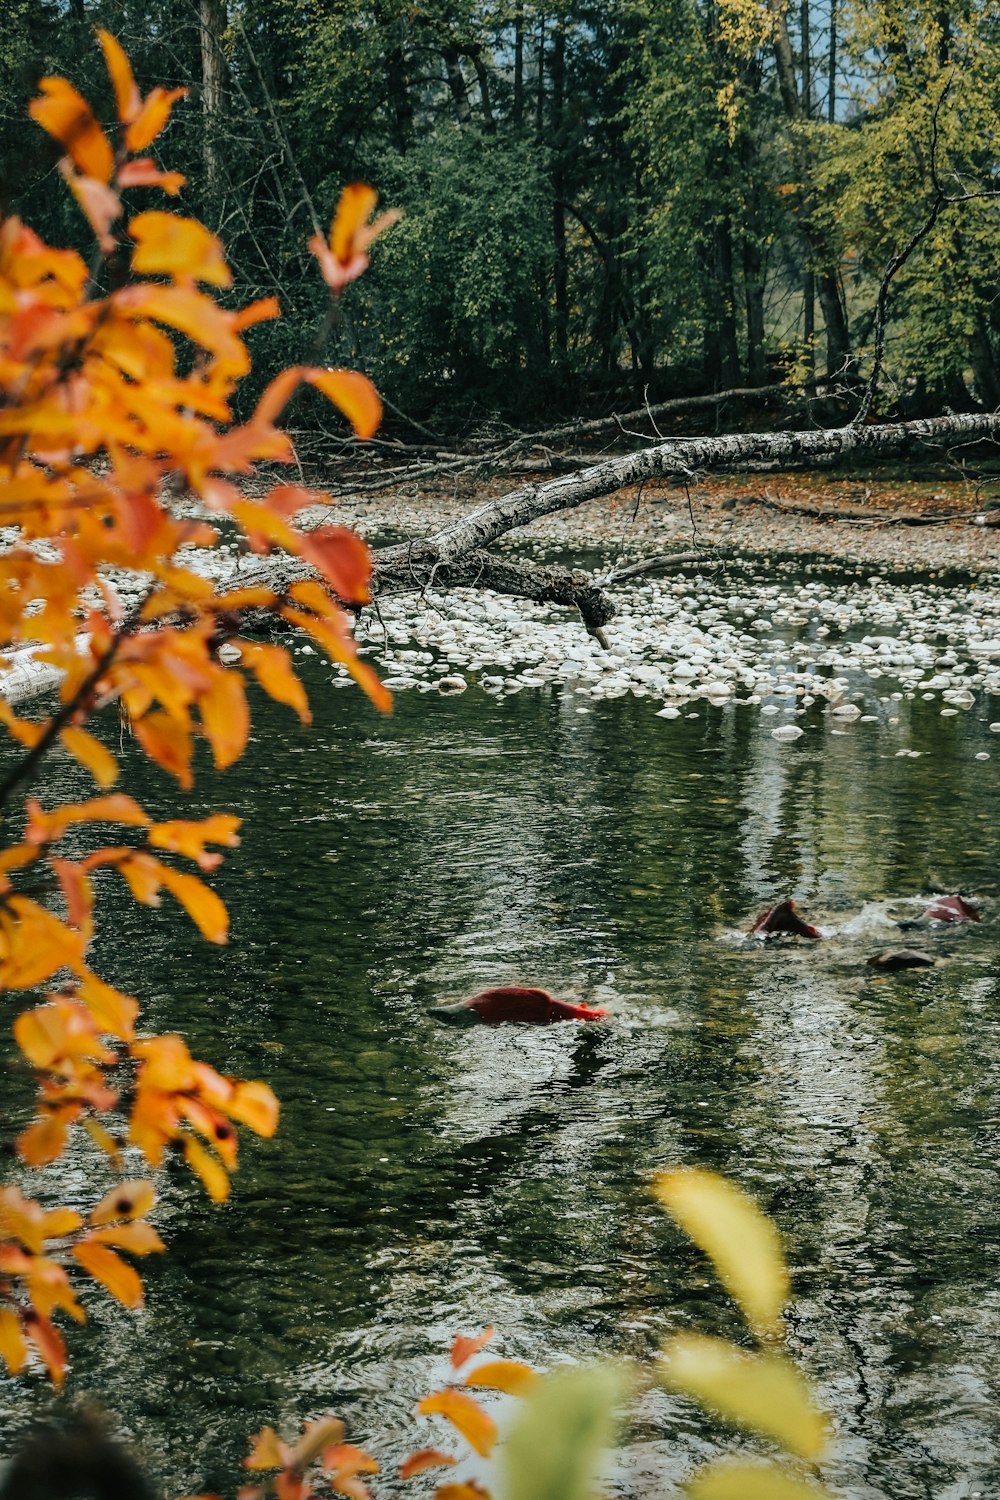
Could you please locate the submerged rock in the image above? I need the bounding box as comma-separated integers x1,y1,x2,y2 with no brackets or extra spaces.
867,949,936,971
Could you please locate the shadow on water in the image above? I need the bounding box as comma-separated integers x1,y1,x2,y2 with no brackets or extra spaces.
2,656,1000,1500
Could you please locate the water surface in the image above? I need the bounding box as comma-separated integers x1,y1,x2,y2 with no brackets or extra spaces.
2,628,999,1500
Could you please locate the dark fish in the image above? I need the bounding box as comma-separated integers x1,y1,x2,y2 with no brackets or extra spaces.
867,949,936,971
430,985,609,1026
749,899,821,940
922,894,980,924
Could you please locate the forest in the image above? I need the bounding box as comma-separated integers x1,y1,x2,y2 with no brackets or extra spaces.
4,0,1000,428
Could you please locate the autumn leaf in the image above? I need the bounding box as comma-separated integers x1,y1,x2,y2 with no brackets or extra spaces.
306,369,382,440
60,725,119,788
29,77,114,182
297,526,374,604
239,643,310,723
400,1451,457,1480
417,1390,497,1457
96,28,141,123
130,212,232,287
72,1241,144,1308
0,1309,28,1378
125,86,188,154
183,1134,231,1202
451,1326,495,1370
227,1080,280,1137
158,865,229,943
89,1180,156,1226
464,1359,539,1395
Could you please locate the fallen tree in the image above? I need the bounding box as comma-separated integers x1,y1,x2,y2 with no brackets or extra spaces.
4,409,997,709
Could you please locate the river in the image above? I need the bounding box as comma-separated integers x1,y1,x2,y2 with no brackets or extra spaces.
2,568,999,1500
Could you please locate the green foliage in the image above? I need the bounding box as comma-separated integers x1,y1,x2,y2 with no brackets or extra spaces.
502,1364,627,1500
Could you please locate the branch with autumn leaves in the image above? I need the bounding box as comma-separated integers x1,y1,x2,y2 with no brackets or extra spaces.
0,33,404,1388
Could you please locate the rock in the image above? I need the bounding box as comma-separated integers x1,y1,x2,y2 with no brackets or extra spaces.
437,675,467,694
867,949,936,971
771,724,804,741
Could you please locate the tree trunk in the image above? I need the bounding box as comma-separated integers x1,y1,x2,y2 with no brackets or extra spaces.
708,218,741,388
803,267,815,374
969,316,1000,409
385,40,414,150
551,21,568,377
744,239,767,386
199,0,228,194
827,0,837,122
443,46,472,125
513,10,524,124
468,50,496,133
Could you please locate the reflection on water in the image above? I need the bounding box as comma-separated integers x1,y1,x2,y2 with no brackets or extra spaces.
2,652,1000,1500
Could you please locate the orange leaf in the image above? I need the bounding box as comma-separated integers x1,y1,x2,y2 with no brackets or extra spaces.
281,606,391,713
463,1359,538,1395
60,726,119,788
158,865,229,943
435,1485,491,1500
400,1451,457,1480
0,898,84,987
130,211,232,287
451,1327,495,1370
227,1080,279,1137
51,858,94,935
29,77,114,182
183,1134,230,1201
297,526,373,605
17,1113,73,1167
125,86,188,153
25,793,149,844
72,1241,144,1308
244,1426,293,1471
239,643,310,723
306,369,382,440
77,969,139,1039
234,296,281,330
97,29,141,123
90,1221,165,1255
199,668,250,769
148,814,241,869
62,167,122,252
0,1309,28,1377
133,710,194,787
89,1179,155,1225
117,158,186,195
417,1390,497,1458
330,184,379,265
23,1312,67,1387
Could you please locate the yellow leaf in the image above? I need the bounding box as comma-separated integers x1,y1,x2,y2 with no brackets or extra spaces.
83,1117,124,1168
660,1336,828,1459
89,1179,155,1225
465,1359,539,1395
240,642,310,723
244,1425,291,1471
29,77,114,182
60,725,118,787
133,709,194,787
306,369,382,440
183,1134,230,1202
72,1240,144,1307
199,668,249,769
77,969,139,1039
17,1113,72,1167
417,1390,497,1458
158,865,228,943
652,1169,789,1338
124,86,188,154
90,1221,165,1255
0,1308,27,1377
96,29,141,122
685,1461,836,1500
227,1080,279,1137
130,211,232,287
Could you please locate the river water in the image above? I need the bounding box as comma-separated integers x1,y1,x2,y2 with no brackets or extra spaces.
2,577,1000,1500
